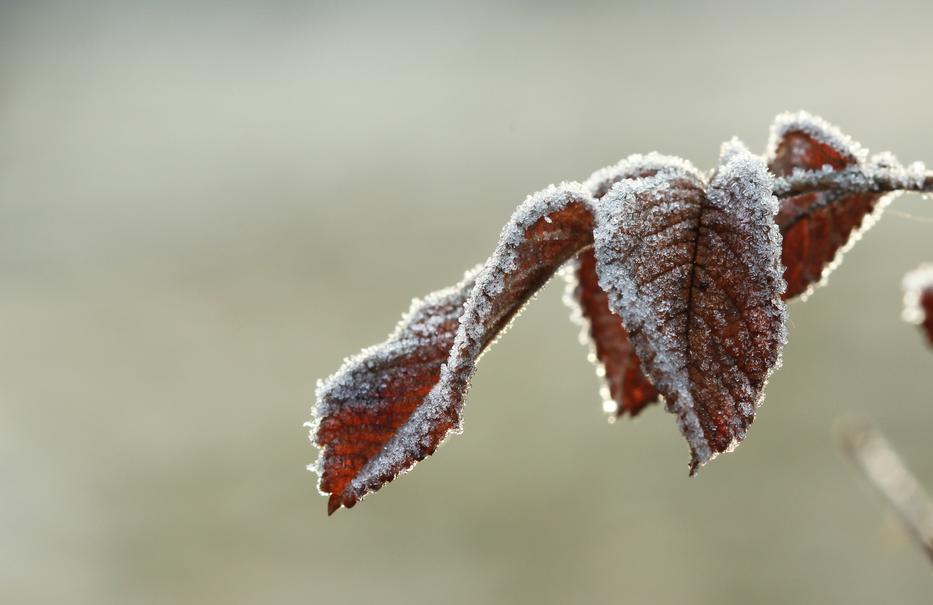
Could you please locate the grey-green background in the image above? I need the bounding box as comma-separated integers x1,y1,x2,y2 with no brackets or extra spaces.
2,1,932,603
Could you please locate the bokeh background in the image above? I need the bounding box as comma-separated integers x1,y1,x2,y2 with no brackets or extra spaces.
2,1,932,603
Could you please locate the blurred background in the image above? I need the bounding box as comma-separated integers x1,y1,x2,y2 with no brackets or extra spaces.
2,1,932,603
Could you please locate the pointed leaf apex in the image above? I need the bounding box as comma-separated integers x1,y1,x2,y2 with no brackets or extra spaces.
718,136,750,166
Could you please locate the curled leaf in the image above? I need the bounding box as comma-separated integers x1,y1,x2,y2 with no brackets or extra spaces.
592,151,787,471
311,184,595,512
903,264,933,348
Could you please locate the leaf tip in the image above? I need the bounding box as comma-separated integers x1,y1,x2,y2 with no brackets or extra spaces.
767,110,865,167
688,455,703,477
718,136,750,166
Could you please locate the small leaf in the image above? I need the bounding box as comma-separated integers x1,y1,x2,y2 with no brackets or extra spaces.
768,111,890,299
311,184,595,512
592,151,787,471
903,264,933,348
310,267,479,515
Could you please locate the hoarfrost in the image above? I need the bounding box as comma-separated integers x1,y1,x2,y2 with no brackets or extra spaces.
767,110,866,165
584,152,703,199
770,111,927,196
311,265,481,422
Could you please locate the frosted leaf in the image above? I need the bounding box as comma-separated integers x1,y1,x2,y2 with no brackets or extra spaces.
560,154,692,419
311,110,932,515
902,264,933,347
592,150,787,471
309,267,480,514
768,110,866,172
769,111,900,299
311,184,595,513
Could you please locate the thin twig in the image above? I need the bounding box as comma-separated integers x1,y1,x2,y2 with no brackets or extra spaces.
835,416,933,564
774,170,933,198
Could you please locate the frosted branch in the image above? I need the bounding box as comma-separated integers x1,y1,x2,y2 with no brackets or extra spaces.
774,167,933,197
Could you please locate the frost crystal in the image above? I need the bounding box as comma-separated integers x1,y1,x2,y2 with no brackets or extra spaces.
718,137,752,167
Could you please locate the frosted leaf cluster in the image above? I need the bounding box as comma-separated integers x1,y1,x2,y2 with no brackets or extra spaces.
310,110,931,514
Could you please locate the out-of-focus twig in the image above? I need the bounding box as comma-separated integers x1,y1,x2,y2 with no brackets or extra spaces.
835,416,933,564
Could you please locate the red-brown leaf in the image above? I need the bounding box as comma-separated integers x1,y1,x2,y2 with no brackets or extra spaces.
768,112,889,299
903,264,933,348
311,268,479,515
562,154,691,419
311,185,595,513
591,151,787,471
566,247,658,417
